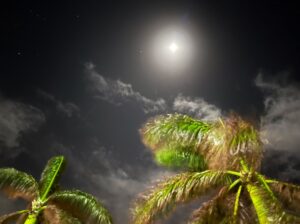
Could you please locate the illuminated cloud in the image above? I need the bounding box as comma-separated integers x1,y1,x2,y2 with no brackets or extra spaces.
173,94,221,121
85,63,167,113
0,96,45,149
256,73,300,181
37,89,80,117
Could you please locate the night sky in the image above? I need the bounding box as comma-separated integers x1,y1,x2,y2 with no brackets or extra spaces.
1,1,300,223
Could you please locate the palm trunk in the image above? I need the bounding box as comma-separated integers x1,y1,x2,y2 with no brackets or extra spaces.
24,213,38,224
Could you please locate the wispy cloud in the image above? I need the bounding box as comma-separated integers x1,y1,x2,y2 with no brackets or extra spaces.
173,94,221,121
37,89,80,117
0,96,45,149
256,73,300,181
85,63,167,113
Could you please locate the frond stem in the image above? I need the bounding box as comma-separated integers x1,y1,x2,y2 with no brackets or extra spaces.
226,170,242,177
233,185,243,222
229,179,241,191
256,173,276,200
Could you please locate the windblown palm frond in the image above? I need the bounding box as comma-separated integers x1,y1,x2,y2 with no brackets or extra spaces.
141,114,212,150
0,210,29,224
154,146,206,171
0,168,38,201
269,180,300,213
140,114,262,171
246,183,298,223
48,190,112,224
189,187,254,224
133,170,232,224
42,205,81,224
39,156,66,201
188,187,230,224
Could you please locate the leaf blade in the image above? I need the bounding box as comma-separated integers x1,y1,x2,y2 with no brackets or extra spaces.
39,156,66,201
132,170,232,224
48,190,112,224
0,168,38,201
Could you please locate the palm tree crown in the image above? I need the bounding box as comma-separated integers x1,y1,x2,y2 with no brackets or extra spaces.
133,113,300,224
0,155,113,224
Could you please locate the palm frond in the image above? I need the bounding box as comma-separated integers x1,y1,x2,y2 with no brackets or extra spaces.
39,155,66,200
246,183,289,223
132,170,232,224
47,190,112,224
203,115,262,170
154,147,207,171
269,180,300,213
233,185,243,221
140,114,262,171
189,188,254,224
188,187,229,224
0,210,29,224
0,168,38,201
140,114,212,151
42,205,81,224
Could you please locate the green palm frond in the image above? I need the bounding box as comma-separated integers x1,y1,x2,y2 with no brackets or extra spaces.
154,147,207,171
0,210,29,224
39,156,66,201
268,180,300,213
47,190,112,224
0,168,38,201
132,170,232,224
42,205,81,224
140,114,212,151
140,114,263,171
246,184,288,223
233,185,243,221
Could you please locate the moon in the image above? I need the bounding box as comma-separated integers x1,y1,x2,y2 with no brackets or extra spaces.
169,42,178,53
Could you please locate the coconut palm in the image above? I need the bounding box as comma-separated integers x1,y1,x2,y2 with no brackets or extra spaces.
0,156,113,224
132,114,300,224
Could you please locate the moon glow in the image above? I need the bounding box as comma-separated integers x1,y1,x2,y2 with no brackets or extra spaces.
169,42,178,53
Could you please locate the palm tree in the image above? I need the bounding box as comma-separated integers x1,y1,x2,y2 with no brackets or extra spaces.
132,114,300,224
0,156,113,224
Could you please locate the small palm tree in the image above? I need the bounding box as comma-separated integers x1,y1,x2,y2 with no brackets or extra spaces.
132,114,300,224
0,156,113,224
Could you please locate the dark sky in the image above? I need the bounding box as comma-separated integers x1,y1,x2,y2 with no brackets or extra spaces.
1,1,300,223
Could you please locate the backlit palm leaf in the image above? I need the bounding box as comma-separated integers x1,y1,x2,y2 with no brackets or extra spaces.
0,168,38,201
189,188,254,224
0,210,29,224
140,114,262,170
133,170,232,224
42,205,81,224
269,180,300,213
245,183,295,224
47,190,112,224
39,156,66,201
154,146,207,171
188,187,230,224
140,114,212,150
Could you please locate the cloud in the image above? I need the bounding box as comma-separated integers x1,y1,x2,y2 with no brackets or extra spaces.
173,94,221,121
256,73,300,182
0,96,45,149
37,89,80,117
85,63,167,113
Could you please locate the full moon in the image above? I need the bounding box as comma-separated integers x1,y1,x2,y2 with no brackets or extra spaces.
150,27,195,75
169,42,178,53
